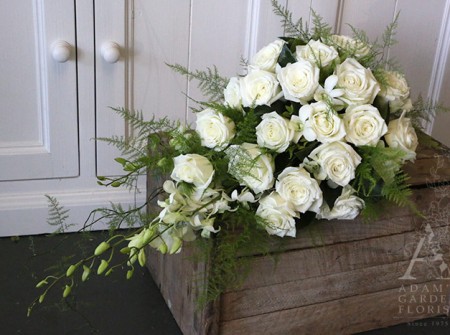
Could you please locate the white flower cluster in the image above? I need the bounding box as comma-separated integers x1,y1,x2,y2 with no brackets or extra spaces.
144,33,419,252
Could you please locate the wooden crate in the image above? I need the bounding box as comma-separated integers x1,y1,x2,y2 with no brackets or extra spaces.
146,138,450,335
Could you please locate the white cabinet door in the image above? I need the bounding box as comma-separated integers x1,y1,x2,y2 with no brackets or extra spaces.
0,0,78,181
95,0,190,176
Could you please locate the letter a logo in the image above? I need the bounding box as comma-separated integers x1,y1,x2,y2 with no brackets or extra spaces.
400,224,450,280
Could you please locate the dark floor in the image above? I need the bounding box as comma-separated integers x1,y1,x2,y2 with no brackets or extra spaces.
1,232,449,335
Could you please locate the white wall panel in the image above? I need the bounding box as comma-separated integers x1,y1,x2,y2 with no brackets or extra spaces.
393,0,446,100
338,0,397,40
187,0,251,121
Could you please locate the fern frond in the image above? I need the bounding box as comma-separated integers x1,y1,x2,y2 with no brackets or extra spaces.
398,95,450,131
310,10,332,40
381,170,413,207
166,63,228,101
45,195,72,233
271,0,309,40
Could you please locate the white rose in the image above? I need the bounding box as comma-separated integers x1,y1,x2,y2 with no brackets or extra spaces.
329,35,371,58
335,58,380,106
317,185,365,220
226,143,275,194
195,108,235,150
256,111,294,153
299,102,346,143
224,77,242,109
240,69,281,107
308,141,362,187
385,111,418,161
343,104,387,146
256,192,297,237
276,59,319,104
276,167,323,213
378,70,412,113
171,154,215,190
250,39,285,72
296,39,338,67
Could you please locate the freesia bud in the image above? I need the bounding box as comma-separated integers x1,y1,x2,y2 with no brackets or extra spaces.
82,265,90,282
94,242,110,256
126,268,134,280
158,242,168,254
66,264,78,277
170,237,182,254
97,259,109,275
120,247,131,254
63,285,71,298
138,249,146,267
36,280,48,288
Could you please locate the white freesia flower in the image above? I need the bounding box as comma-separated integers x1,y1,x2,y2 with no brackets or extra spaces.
308,141,362,187
250,39,285,72
256,111,294,153
195,108,235,150
256,192,298,237
317,185,365,220
343,104,388,146
224,77,242,109
299,102,346,143
296,39,338,67
276,167,323,213
240,69,281,107
171,154,214,190
231,189,258,204
226,143,275,194
335,58,380,106
190,215,219,238
378,70,412,113
313,75,345,110
276,59,319,104
329,35,371,58
289,115,304,143
149,224,196,255
385,111,418,161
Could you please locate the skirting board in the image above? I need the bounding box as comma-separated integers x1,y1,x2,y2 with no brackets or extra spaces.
0,187,146,236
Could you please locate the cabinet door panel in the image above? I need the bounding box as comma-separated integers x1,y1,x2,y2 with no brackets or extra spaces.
0,0,78,181
95,0,190,176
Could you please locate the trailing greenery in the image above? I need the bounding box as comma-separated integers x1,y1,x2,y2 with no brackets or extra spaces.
166,63,228,102
195,206,274,307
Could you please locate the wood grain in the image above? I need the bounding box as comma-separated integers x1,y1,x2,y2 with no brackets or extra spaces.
220,280,450,335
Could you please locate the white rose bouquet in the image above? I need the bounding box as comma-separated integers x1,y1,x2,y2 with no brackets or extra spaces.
32,0,443,313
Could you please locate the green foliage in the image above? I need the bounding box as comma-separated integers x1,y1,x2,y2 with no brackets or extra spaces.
396,95,450,131
45,195,73,234
271,0,310,41
195,206,273,306
166,63,228,101
232,109,259,144
353,146,415,212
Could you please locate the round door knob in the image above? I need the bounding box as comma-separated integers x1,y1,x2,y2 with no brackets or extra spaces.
101,41,121,63
51,40,72,63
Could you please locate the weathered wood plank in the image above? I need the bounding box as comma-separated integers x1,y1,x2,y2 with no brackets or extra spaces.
146,245,220,335
264,186,449,254
220,280,450,335
221,258,444,321
236,226,450,290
